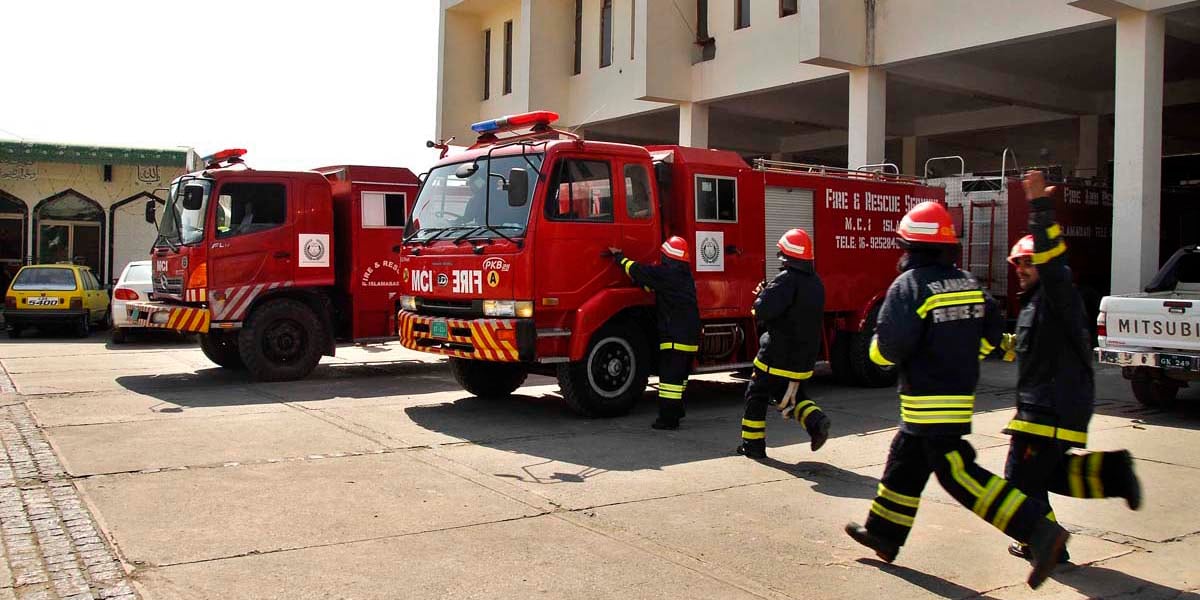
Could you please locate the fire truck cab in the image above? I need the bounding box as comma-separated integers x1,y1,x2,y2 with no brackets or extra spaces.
128,150,420,381
397,112,944,416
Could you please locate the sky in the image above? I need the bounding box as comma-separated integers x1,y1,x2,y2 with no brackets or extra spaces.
0,1,442,173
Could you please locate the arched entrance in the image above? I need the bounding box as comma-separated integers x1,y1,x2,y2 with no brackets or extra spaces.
34,190,105,274
0,190,28,290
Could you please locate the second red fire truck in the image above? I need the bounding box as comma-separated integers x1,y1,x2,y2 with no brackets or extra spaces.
395,111,945,416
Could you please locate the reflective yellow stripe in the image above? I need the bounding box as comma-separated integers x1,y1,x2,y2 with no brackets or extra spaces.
659,391,682,399
1032,241,1067,264
1068,455,1085,498
900,394,975,408
660,342,699,352
1086,453,1104,498
741,431,765,440
870,337,894,366
992,488,1026,532
752,358,812,380
659,383,685,392
877,484,921,509
901,411,973,424
972,476,1005,518
915,291,985,318
870,501,915,527
622,259,635,277
1046,224,1061,240
741,419,766,429
979,338,995,358
945,451,986,498
799,405,819,427
1046,511,1057,522
1005,419,1088,445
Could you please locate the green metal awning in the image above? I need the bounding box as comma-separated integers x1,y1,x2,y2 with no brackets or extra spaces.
0,141,188,167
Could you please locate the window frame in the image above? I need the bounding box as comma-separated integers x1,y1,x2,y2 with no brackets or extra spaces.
779,0,797,17
622,163,653,221
545,157,616,224
694,173,739,224
360,191,408,229
483,28,492,100
735,0,750,29
599,0,613,68
503,20,513,95
573,0,582,75
213,181,289,240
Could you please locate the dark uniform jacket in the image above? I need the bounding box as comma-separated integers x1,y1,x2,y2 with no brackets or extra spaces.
871,251,1004,437
753,259,825,379
1003,196,1094,448
617,254,700,350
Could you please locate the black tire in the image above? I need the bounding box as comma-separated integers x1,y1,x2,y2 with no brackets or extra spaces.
7,326,20,339
1130,376,1179,407
846,304,898,388
449,358,528,397
110,327,127,344
75,314,91,338
237,299,326,382
557,321,650,417
200,331,246,369
829,331,854,384
98,309,112,331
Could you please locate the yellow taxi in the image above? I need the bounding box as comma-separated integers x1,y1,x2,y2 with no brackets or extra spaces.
3,264,110,338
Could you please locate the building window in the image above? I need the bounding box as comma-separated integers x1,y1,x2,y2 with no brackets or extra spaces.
600,0,613,68
780,0,797,17
361,192,407,228
624,164,652,219
215,183,287,239
503,21,513,95
735,0,750,29
482,29,491,100
573,0,582,74
630,0,636,60
547,160,613,222
695,175,737,222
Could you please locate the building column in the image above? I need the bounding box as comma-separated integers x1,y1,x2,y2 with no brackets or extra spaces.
1076,115,1100,179
1111,11,1164,293
902,136,919,176
678,102,709,148
848,67,886,169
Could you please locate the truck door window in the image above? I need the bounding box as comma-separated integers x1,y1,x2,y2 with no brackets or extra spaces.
361,192,407,228
696,175,737,222
215,183,287,239
546,159,613,222
624,164,652,219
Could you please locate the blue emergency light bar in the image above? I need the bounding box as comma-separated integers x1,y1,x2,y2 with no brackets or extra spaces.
470,111,560,134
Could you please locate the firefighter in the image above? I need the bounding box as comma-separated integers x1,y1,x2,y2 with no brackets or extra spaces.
608,236,700,430
1000,171,1142,562
844,201,1070,590
737,228,830,459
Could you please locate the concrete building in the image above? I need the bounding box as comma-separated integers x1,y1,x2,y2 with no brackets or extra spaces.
0,141,194,286
437,0,1200,293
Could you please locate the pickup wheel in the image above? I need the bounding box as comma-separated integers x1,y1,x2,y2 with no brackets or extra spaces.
200,331,245,369
238,299,326,381
1130,376,1180,407
449,358,528,398
557,322,649,417
846,305,898,388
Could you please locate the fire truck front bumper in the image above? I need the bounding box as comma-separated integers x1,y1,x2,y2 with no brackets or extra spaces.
126,301,211,334
397,311,534,362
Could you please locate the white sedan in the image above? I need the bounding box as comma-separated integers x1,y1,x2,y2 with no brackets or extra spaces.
110,261,153,344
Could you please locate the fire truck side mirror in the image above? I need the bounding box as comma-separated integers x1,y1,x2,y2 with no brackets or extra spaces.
144,198,157,224
507,168,529,207
181,184,205,211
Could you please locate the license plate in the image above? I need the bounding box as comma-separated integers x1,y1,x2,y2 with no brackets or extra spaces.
430,320,449,339
26,297,60,306
1157,353,1196,370
1100,350,1123,364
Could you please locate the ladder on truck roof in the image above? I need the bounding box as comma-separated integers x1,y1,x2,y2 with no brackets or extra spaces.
752,158,925,184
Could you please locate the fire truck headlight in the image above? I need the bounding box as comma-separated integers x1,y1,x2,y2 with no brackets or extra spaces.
514,301,533,318
483,300,533,318
399,295,418,312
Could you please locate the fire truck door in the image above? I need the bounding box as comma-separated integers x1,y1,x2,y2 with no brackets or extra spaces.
208,179,294,306
618,163,657,261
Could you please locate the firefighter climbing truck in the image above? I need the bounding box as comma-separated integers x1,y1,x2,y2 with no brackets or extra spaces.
126,149,421,381
394,111,945,416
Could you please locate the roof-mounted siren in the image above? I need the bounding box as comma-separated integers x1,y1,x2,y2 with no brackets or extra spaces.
202,148,248,169
469,111,560,144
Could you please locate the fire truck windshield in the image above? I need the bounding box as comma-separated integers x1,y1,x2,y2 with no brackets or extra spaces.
406,154,543,243
158,177,212,247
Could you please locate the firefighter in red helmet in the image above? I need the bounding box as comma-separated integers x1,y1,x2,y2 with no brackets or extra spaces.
844,201,1070,589
608,236,701,430
999,171,1141,563
737,228,831,459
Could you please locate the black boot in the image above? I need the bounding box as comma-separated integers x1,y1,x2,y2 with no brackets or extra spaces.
1111,451,1143,510
1009,541,1070,563
810,415,831,452
1026,520,1070,589
844,522,899,563
736,439,766,459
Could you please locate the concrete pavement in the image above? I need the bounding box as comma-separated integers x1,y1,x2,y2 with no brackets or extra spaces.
0,332,1196,599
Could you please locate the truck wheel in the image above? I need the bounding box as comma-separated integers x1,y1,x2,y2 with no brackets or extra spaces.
1130,376,1180,407
200,331,245,369
557,322,649,417
846,305,897,388
449,358,528,397
238,299,326,381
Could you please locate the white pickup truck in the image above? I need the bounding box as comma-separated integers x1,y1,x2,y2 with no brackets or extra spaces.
1096,245,1200,406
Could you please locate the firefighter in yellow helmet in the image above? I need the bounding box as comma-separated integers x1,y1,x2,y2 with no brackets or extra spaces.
844,201,1069,590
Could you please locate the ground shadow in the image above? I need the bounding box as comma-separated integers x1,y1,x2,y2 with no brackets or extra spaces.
750,459,878,499
1052,563,1199,599
856,558,1002,600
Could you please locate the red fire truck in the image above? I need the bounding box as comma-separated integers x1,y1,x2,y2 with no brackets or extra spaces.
396,112,943,416
125,150,421,381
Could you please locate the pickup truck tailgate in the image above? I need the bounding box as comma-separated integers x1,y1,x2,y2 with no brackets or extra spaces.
1100,291,1200,352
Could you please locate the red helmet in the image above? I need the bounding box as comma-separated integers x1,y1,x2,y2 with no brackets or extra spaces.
1007,235,1035,265
897,201,958,245
661,236,689,261
777,228,814,261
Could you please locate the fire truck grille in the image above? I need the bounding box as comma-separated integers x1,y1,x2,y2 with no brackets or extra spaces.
418,299,483,318
155,276,184,296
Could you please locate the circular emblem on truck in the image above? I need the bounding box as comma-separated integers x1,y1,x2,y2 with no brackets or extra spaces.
700,237,721,265
437,273,449,287
303,238,327,262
